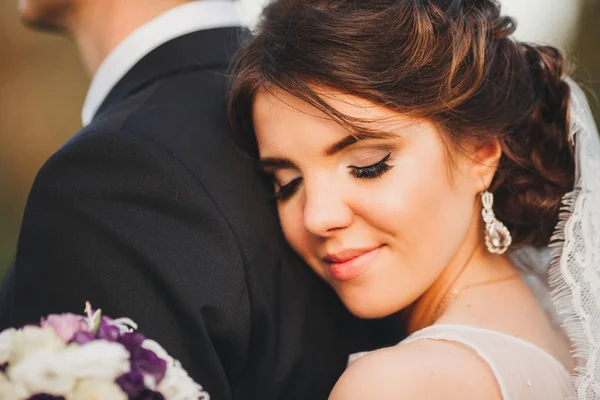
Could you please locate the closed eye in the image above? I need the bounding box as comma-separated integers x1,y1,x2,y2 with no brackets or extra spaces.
349,153,393,179
273,177,303,201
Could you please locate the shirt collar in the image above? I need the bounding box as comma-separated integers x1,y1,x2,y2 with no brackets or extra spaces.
81,0,241,126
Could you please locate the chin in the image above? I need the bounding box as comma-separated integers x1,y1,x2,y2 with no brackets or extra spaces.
18,0,72,32
340,293,403,319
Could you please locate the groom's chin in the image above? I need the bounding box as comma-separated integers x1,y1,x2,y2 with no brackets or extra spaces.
18,0,72,33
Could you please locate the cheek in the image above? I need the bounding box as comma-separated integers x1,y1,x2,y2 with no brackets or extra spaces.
361,152,472,244
351,145,476,289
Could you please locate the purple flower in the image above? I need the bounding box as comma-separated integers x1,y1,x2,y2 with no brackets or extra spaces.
132,347,167,386
70,331,95,345
27,395,65,400
116,370,146,398
40,314,89,343
118,332,145,353
135,389,165,400
96,320,121,342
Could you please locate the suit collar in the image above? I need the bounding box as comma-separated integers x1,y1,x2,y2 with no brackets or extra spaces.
91,27,246,123
82,1,242,125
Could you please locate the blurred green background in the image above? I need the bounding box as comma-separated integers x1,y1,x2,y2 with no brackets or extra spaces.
0,0,598,280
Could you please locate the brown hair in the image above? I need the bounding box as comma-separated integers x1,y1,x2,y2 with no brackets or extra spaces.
228,0,575,248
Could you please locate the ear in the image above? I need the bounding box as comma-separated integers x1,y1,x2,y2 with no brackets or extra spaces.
466,137,502,191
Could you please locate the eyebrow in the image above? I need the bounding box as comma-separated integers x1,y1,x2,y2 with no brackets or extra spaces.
259,131,397,172
259,157,298,172
325,131,397,156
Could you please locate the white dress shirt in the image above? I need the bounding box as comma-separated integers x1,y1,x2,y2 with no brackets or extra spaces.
81,0,242,126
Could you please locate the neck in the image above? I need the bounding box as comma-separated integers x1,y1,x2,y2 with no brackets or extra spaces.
407,215,514,333
70,0,193,76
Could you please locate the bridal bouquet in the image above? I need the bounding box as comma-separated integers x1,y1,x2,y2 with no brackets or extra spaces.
0,303,210,400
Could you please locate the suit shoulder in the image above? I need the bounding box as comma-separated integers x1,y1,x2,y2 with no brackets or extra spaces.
330,339,502,400
96,68,230,137
44,125,175,171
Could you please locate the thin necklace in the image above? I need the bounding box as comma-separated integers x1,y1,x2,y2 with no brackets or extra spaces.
426,272,520,327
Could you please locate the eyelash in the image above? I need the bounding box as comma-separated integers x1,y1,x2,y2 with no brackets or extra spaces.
349,153,393,179
273,177,303,201
272,153,394,201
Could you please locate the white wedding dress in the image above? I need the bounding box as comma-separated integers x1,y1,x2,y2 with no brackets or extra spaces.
402,323,572,399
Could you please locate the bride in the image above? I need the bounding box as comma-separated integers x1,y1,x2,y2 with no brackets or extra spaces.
229,0,599,398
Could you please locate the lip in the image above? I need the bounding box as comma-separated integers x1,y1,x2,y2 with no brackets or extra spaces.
323,246,383,281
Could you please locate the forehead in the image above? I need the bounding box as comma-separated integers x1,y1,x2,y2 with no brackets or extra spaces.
254,89,374,158
252,88,425,151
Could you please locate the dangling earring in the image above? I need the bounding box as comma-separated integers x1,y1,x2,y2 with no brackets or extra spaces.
481,191,512,254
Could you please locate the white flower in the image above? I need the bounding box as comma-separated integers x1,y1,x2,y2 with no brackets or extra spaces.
142,339,173,363
69,378,127,400
0,373,29,400
141,339,173,389
58,341,130,381
8,348,78,395
109,318,138,334
9,326,63,366
8,341,130,396
0,328,16,364
140,340,209,400
158,363,209,400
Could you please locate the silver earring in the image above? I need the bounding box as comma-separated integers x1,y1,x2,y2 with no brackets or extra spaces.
481,191,512,254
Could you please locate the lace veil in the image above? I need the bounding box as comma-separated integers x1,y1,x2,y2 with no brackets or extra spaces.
547,78,600,400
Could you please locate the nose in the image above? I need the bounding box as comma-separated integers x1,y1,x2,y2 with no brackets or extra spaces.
303,176,353,237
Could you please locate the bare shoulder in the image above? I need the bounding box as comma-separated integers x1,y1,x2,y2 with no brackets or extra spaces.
329,339,502,400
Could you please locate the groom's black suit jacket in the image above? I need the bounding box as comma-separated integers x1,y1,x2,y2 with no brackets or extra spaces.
0,28,397,399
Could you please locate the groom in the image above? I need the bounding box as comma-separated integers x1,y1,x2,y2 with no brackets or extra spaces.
0,0,396,398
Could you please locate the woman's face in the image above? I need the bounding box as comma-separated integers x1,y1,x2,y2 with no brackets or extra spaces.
253,88,491,318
